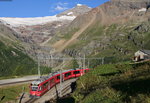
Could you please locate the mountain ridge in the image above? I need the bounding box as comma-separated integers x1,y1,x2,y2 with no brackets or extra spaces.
0,4,92,45
0,0,150,73
50,0,150,59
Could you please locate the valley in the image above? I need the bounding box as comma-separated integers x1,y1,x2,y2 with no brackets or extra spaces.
0,0,150,103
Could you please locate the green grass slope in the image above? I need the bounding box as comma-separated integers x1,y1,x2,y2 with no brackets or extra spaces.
0,41,37,77
72,62,150,103
62,20,150,61
0,83,29,103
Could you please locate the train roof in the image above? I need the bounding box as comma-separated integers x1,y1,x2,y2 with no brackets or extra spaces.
31,68,83,85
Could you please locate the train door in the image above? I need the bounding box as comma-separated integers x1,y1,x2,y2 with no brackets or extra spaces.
56,75,60,83
62,73,64,82
43,82,48,91
50,78,55,88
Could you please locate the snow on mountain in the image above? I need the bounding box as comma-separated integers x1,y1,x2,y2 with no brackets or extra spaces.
0,4,92,45
67,12,74,15
57,4,92,17
0,4,92,27
77,4,82,6
0,15,76,27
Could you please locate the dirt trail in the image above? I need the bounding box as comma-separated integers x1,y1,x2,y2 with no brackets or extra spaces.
53,39,66,48
41,37,52,46
55,14,96,52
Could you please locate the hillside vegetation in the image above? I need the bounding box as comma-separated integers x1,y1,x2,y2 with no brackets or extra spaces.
0,41,38,77
48,0,150,63
0,83,29,103
72,61,150,103
62,20,150,60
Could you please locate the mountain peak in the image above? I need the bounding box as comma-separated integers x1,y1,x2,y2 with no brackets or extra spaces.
56,4,92,17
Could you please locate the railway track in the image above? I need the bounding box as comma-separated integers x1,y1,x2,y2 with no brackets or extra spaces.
52,83,71,99
24,98,38,103
24,85,71,103
0,76,38,87
25,79,77,103
0,80,34,87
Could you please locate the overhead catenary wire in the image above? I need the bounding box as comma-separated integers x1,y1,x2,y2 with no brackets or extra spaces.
37,57,105,60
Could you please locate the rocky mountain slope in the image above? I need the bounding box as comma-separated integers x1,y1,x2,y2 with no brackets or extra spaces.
50,0,150,61
0,4,92,75
0,0,150,74
0,22,38,77
0,4,91,45
57,4,92,17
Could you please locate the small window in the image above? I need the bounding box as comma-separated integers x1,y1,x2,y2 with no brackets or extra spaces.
65,72,71,77
73,71,80,74
84,70,88,73
43,82,48,88
57,76,60,80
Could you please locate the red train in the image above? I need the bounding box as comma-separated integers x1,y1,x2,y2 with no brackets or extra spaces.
29,68,89,98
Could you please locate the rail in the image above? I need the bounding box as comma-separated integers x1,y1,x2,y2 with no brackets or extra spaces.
23,78,77,103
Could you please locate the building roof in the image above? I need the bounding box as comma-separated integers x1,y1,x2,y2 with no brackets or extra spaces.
140,50,150,55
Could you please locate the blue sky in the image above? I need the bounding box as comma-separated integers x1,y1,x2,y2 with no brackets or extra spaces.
0,0,109,17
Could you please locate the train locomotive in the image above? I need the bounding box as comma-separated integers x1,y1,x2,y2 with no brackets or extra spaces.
29,68,89,98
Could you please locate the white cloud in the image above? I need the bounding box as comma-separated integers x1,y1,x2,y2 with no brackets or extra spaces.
55,5,68,11
53,2,69,11
64,3,69,5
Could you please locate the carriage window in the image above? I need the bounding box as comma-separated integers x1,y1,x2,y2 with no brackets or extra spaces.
57,76,60,80
84,70,88,73
32,86,38,91
43,82,48,88
65,72,71,77
73,71,80,74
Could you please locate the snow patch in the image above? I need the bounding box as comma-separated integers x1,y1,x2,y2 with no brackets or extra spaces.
0,15,76,27
139,8,146,12
77,4,82,6
67,12,73,15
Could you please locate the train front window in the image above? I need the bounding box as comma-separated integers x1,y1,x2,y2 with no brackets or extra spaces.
32,86,38,91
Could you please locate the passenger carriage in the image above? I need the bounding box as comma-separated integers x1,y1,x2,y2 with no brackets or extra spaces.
29,68,89,98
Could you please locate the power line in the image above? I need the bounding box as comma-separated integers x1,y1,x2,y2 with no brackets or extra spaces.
37,57,104,60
